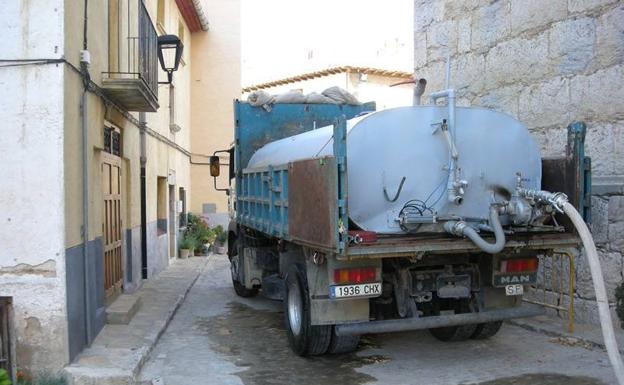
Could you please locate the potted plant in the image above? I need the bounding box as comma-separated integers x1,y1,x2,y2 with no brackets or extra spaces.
213,225,227,255
179,235,194,259
184,213,216,256
0,368,11,385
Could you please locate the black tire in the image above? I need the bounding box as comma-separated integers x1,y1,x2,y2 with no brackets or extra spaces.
430,324,478,341
284,264,331,356
328,327,360,354
470,321,503,339
429,298,477,342
230,253,258,298
232,279,259,298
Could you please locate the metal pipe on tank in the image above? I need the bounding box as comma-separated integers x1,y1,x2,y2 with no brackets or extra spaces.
445,55,451,89
429,89,461,204
444,206,506,254
413,78,427,106
389,78,427,106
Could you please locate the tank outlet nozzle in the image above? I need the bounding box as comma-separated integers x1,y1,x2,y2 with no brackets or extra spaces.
444,221,467,236
518,188,569,213
448,180,468,205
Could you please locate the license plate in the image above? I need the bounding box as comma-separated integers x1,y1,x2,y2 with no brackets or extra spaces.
505,284,524,296
330,283,382,299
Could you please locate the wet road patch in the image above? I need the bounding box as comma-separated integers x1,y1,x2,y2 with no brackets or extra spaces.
466,373,606,385
196,302,387,385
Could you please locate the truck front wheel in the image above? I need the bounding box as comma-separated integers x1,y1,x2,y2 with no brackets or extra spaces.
284,264,331,356
230,253,258,298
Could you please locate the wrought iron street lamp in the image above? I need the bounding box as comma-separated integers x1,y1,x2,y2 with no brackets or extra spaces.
157,34,184,84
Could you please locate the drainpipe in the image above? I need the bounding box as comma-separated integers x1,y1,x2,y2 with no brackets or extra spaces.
140,112,148,279
80,0,92,346
80,80,92,345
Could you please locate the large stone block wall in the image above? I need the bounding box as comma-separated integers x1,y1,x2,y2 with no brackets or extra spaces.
414,0,624,324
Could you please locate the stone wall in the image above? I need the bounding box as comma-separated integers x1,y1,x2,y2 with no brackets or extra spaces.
414,0,624,324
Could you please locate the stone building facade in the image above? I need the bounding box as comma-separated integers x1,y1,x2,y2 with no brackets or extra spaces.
413,0,623,324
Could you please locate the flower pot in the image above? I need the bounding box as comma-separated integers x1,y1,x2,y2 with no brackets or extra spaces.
190,248,195,257
180,249,190,259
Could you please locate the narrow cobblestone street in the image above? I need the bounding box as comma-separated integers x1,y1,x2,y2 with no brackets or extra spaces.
138,255,616,385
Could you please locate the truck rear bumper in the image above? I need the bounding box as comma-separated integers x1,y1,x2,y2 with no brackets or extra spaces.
343,233,579,259
334,303,544,336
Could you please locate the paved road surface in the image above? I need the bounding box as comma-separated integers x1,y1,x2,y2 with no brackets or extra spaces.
139,255,615,385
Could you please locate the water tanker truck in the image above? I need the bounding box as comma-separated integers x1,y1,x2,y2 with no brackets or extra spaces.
208,83,591,356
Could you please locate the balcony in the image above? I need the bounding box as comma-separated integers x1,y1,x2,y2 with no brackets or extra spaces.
102,0,159,112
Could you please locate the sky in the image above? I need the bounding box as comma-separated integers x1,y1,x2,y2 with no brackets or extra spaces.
241,0,414,87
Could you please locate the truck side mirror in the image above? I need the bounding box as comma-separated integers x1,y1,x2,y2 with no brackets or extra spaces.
210,156,220,177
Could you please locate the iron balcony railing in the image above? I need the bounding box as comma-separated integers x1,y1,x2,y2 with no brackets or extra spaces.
103,0,158,100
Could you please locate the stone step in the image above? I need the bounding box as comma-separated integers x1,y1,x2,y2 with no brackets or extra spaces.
106,294,142,325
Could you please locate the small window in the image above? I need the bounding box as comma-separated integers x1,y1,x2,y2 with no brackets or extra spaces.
179,187,187,227
104,127,112,153
157,177,167,235
157,0,165,27
0,297,14,380
104,125,121,157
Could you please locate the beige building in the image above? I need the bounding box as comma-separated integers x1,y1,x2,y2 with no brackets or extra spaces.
0,0,239,376
190,0,241,219
413,0,623,324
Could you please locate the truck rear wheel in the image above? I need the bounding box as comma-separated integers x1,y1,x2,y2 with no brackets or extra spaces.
284,264,331,356
429,299,477,342
429,324,478,341
328,327,360,354
470,321,503,339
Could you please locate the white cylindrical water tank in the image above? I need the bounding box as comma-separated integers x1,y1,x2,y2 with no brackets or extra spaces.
247,106,542,234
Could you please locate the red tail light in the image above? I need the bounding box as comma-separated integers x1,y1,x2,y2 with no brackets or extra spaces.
333,267,377,284
501,258,538,273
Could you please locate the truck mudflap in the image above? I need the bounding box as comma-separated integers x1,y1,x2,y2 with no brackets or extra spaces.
334,303,544,336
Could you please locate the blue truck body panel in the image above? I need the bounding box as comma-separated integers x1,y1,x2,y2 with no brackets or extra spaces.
233,101,376,253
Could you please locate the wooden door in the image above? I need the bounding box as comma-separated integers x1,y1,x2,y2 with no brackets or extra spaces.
102,151,123,302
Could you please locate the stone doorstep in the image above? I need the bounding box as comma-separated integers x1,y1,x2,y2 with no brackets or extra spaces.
64,257,208,385
106,294,142,325
509,313,624,353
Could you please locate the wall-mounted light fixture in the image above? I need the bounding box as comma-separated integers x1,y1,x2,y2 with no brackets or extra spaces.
157,34,184,84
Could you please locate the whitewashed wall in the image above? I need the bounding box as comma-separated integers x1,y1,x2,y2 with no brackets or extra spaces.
0,0,69,371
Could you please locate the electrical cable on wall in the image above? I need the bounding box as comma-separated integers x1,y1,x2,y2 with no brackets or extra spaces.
0,59,65,68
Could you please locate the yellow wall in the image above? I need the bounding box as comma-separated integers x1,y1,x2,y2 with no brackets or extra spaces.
190,0,241,214
63,0,193,249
